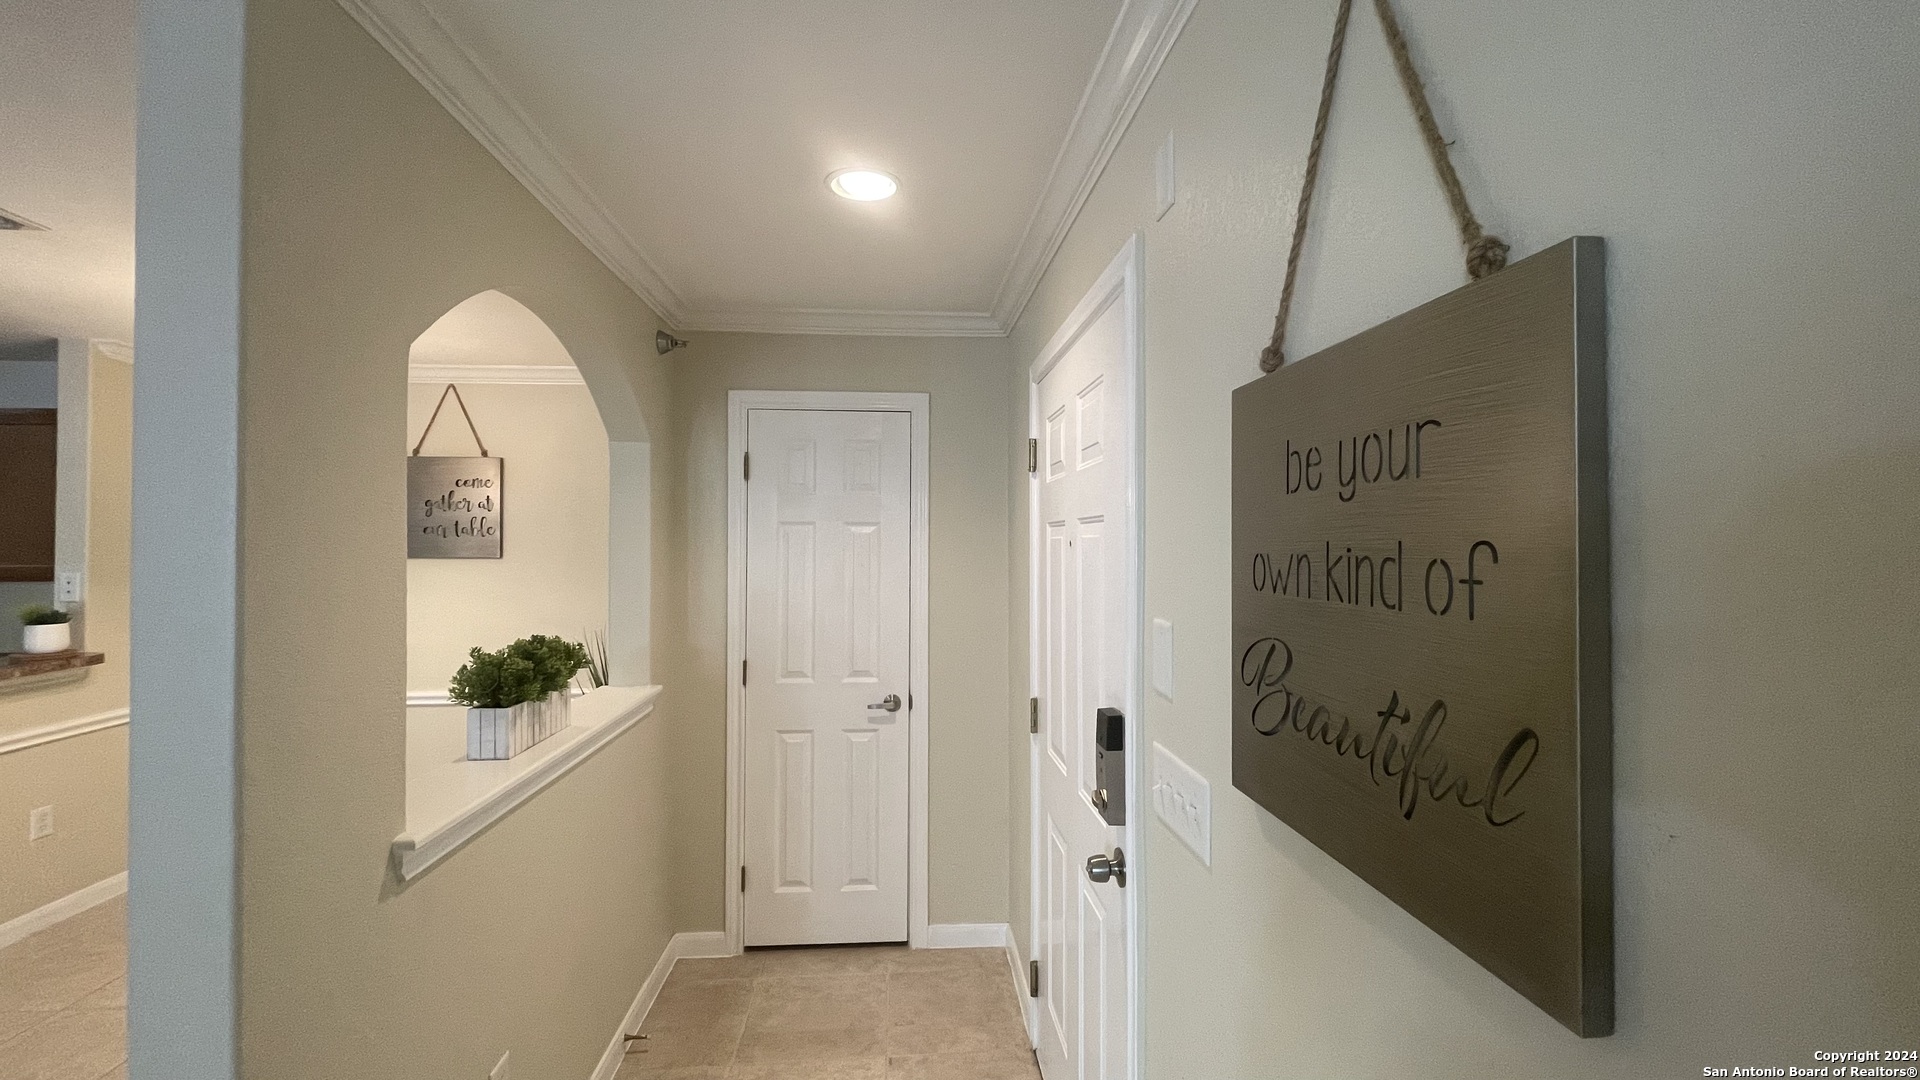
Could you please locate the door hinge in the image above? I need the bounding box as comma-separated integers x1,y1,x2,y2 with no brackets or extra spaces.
1027,438,1038,474
740,865,747,893
743,451,750,481
1029,959,1040,997
1029,697,1039,734
741,659,748,686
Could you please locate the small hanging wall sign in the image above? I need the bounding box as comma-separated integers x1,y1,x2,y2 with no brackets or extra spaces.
407,384,503,559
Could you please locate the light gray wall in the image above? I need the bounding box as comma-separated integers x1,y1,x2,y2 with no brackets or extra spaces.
1006,0,1920,1074
130,1,245,1075
0,356,57,407
0,582,52,653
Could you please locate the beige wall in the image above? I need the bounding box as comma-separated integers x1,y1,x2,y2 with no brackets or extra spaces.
234,2,685,1076
674,332,1013,930
405,382,610,693
0,348,131,927
1007,0,1919,1073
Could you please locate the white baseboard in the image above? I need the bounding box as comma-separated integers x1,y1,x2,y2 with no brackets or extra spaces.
1004,930,1036,1045
672,930,731,959
925,922,1010,949
588,930,736,1080
0,872,128,951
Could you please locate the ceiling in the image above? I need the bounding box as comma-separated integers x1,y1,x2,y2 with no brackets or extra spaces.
344,0,1195,335
1,0,1194,349
0,0,136,349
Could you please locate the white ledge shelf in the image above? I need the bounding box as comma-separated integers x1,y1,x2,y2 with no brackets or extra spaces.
392,684,661,881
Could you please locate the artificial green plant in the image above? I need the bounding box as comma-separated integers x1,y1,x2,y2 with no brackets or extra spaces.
448,635,590,709
18,604,72,626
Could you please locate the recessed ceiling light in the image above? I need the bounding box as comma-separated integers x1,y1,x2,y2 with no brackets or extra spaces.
828,169,898,202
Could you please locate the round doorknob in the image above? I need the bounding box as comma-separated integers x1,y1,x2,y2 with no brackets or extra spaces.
1084,848,1127,888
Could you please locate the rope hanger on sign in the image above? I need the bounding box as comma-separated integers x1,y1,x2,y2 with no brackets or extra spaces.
410,383,490,457
1259,0,1510,374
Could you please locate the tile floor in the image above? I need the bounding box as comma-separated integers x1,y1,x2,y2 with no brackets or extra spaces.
0,896,127,1080
614,944,1040,1080
0,907,1036,1080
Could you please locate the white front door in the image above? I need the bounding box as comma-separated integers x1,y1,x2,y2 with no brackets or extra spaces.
1033,254,1136,1080
744,407,913,946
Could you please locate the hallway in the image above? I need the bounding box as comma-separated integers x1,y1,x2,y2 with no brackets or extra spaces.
616,946,1036,1080
4,0,1915,1076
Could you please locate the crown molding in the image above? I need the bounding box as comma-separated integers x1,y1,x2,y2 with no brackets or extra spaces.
988,0,1198,333
408,363,584,385
335,0,691,327
680,307,1005,338
339,0,1195,338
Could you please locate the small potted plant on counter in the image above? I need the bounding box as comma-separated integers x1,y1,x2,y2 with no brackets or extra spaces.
17,605,73,655
450,635,591,760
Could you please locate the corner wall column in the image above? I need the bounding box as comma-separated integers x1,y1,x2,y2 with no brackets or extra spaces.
129,1,245,1077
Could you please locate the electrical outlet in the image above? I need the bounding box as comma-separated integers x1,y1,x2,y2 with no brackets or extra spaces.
1150,743,1209,865
489,1051,510,1080
29,806,54,841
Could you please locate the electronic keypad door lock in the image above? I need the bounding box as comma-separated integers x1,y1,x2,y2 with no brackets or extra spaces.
1093,707,1126,825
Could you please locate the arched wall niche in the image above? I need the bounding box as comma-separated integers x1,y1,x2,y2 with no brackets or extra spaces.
404,287,653,685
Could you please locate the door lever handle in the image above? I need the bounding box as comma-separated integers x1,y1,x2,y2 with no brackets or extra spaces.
867,694,902,713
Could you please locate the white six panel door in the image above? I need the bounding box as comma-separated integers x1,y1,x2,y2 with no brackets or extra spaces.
745,408,913,946
1035,292,1134,1080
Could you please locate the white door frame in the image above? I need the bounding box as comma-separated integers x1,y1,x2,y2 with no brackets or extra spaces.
1027,234,1145,1077
726,389,931,952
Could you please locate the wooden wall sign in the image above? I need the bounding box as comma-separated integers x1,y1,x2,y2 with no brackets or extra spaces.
1232,237,1612,1035
407,456,503,559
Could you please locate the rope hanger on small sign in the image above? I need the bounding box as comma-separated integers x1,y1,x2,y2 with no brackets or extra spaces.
1259,0,1510,374
410,383,490,457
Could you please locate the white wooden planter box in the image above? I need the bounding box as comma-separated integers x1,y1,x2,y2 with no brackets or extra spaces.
466,690,572,760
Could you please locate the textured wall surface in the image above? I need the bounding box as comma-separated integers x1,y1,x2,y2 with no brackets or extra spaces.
1006,0,1920,1073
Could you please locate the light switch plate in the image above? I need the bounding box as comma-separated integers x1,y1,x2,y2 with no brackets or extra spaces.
55,571,83,604
29,806,53,842
489,1051,510,1080
1150,617,1174,700
1154,133,1176,220
1150,743,1209,865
